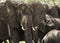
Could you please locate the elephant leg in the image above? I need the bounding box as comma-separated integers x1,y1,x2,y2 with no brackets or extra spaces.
3,40,8,43
21,21,32,43
32,26,39,43
0,40,2,43
21,24,32,43
24,27,32,43
9,27,20,43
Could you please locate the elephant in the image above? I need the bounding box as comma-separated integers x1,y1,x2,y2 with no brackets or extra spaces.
0,0,21,43
0,1,9,43
6,1,21,43
31,2,46,43
15,2,46,43
16,4,33,43
41,29,60,43
6,1,32,43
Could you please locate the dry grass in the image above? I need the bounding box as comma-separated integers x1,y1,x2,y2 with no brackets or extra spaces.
19,41,25,43
2,40,25,43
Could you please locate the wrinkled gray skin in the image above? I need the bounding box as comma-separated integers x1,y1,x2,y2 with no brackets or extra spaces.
17,4,33,43
0,1,9,43
0,0,20,43
1,0,60,43
47,5,59,29
0,1,46,43
41,29,60,43
40,5,60,43
0,1,32,43
6,1,20,43
41,13,60,43
18,2,46,43
13,2,46,43
45,14,60,30
7,0,34,43
43,5,60,32
31,2,46,43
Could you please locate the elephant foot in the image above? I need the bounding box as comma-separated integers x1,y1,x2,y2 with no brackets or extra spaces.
4,41,8,43
9,39,19,43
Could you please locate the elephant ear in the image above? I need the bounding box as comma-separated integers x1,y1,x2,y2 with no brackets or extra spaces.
0,3,9,40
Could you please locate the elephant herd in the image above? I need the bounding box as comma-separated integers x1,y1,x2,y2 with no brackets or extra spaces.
0,0,60,43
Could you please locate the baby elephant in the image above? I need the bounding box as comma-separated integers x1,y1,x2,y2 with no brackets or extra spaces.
41,29,60,43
